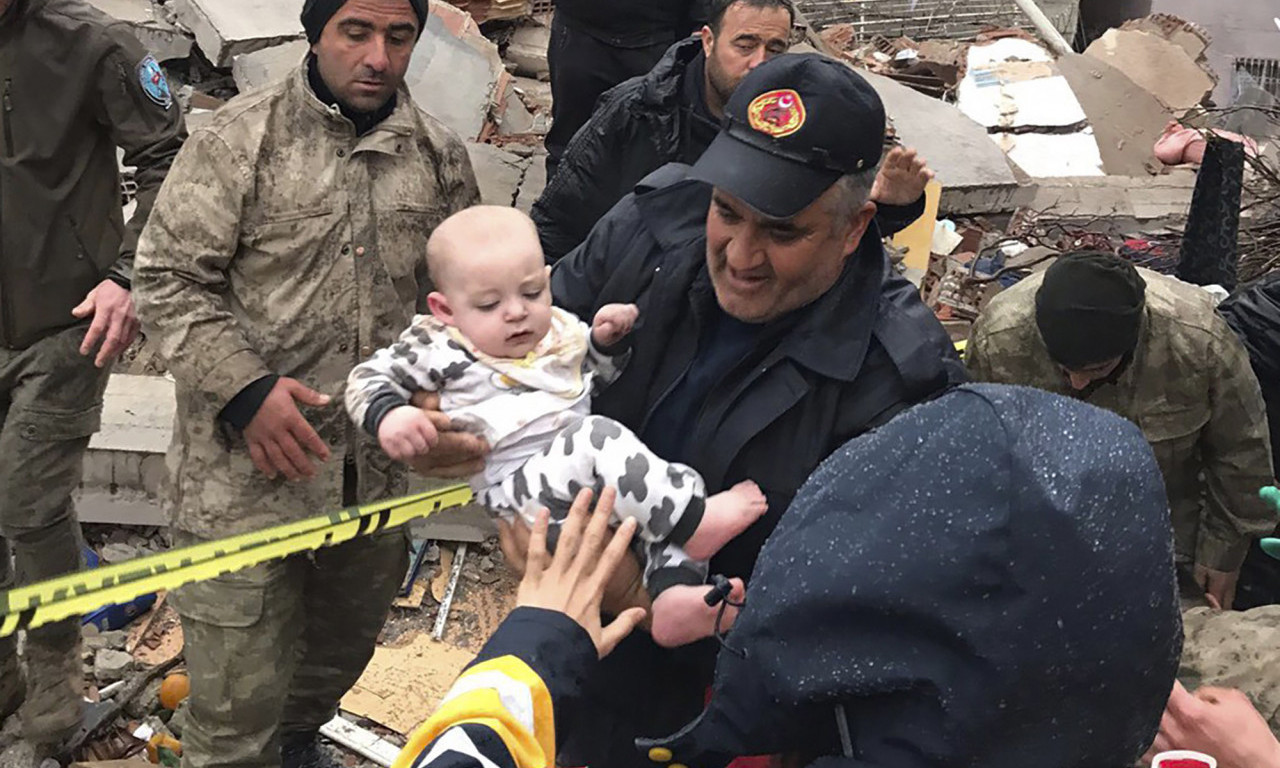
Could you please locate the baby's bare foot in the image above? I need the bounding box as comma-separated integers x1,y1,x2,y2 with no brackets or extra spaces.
650,579,746,648
684,481,768,561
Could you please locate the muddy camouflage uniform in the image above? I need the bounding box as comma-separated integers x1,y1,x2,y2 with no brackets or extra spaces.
967,267,1275,574
0,0,184,748
134,62,478,768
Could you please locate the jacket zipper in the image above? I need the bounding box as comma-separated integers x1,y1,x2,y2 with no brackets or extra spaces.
0,79,10,346
2,79,12,157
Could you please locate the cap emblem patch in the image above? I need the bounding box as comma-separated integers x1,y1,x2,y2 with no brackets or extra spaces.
747,89,806,138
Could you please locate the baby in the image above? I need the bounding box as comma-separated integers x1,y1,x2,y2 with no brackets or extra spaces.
346,206,767,647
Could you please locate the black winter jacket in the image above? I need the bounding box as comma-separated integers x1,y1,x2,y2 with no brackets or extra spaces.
534,38,927,262
551,163,965,580
555,0,708,47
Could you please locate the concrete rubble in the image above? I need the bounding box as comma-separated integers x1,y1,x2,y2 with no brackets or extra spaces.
1084,20,1216,115
170,0,304,68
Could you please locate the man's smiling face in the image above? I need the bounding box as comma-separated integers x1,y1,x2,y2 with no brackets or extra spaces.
704,185,874,323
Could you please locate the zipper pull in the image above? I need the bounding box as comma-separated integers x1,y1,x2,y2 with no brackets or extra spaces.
3,79,11,112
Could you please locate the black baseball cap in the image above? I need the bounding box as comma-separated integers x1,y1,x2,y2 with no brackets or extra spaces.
690,53,886,219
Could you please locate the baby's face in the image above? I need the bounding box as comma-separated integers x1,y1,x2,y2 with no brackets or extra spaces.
436,241,553,359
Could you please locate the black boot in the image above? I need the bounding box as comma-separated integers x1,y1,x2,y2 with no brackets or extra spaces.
280,730,342,768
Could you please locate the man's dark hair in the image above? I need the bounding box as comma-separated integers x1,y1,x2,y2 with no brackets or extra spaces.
708,0,796,34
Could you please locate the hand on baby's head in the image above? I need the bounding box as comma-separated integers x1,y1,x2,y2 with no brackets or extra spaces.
379,405,440,462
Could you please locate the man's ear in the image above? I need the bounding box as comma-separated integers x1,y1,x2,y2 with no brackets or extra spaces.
427,292,455,325
841,202,878,257
701,25,715,57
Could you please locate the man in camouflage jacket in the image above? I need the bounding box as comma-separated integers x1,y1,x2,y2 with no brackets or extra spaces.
0,0,184,754
134,1,479,765
967,252,1275,611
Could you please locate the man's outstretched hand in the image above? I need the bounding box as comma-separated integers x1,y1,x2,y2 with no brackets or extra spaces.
516,488,647,658
870,146,935,207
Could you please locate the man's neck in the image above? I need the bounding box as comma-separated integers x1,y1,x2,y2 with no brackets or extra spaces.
703,67,726,120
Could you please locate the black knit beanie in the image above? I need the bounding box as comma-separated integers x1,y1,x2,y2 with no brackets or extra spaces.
1034,251,1147,369
301,0,429,44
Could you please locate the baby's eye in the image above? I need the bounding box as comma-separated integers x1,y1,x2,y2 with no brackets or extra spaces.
523,290,544,299
476,303,498,312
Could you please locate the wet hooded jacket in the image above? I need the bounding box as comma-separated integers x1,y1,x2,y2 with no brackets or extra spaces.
642,384,1182,768
533,37,925,262
0,0,185,349
968,267,1276,573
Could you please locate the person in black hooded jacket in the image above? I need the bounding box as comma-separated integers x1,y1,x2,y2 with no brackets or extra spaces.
544,0,710,179
533,0,932,263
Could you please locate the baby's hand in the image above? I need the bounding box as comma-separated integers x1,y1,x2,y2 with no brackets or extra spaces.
592,303,639,348
378,405,440,462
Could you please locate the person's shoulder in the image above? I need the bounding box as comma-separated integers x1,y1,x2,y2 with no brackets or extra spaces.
973,271,1042,337
1144,271,1235,356
194,81,290,156
407,99,471,159
34,0,147,60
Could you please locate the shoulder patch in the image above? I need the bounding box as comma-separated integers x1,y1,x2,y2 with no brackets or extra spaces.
138,54,173,110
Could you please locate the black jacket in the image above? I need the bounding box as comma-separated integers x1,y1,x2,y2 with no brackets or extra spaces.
552,163,965,581
534,38,925,262
549,164,965,768
555,0,708,47
0,0,185,348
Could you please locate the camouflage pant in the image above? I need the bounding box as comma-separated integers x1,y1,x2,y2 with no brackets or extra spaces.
0,324,110,742
480,415,707,596
170,528,408,768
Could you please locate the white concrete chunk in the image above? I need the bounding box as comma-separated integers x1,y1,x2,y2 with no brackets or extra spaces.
232,40,309,93
171,0,305,68
405,1,510,141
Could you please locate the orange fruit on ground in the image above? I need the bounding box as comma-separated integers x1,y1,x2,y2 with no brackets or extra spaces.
158,673,190,710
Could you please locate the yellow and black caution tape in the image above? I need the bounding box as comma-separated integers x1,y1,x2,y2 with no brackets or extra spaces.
0,484,473,638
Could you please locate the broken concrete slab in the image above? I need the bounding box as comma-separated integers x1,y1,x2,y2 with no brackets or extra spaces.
857,69,1021,194
171,0,304,68
1056,53,1169,177
514,152,547,214
506,24,550,80
231,40,308,93
404,1,512,142
1085,28,1214,114
88,0,193,62
93,649,135,684
943,171,1197,220
498,89,536,136
466,142,528,207
452,0,529,24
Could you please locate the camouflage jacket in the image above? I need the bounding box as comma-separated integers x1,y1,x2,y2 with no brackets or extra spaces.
967,268,1275,572
134,64,479,538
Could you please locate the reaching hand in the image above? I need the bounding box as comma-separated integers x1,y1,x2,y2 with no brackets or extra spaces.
1194,564,1239,611
242,378,332,481
870,146,935,207
516,487,647,658
72,280,141,368
378,405,440,461
591,304,639,348
1143,682,1280,768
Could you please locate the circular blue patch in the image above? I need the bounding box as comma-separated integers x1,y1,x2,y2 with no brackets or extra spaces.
138,54,173,110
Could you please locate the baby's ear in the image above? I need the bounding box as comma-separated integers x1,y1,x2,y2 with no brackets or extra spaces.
545,265,552,279
427,292,454,325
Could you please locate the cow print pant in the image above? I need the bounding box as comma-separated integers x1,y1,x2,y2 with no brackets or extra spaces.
481,415,708,595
